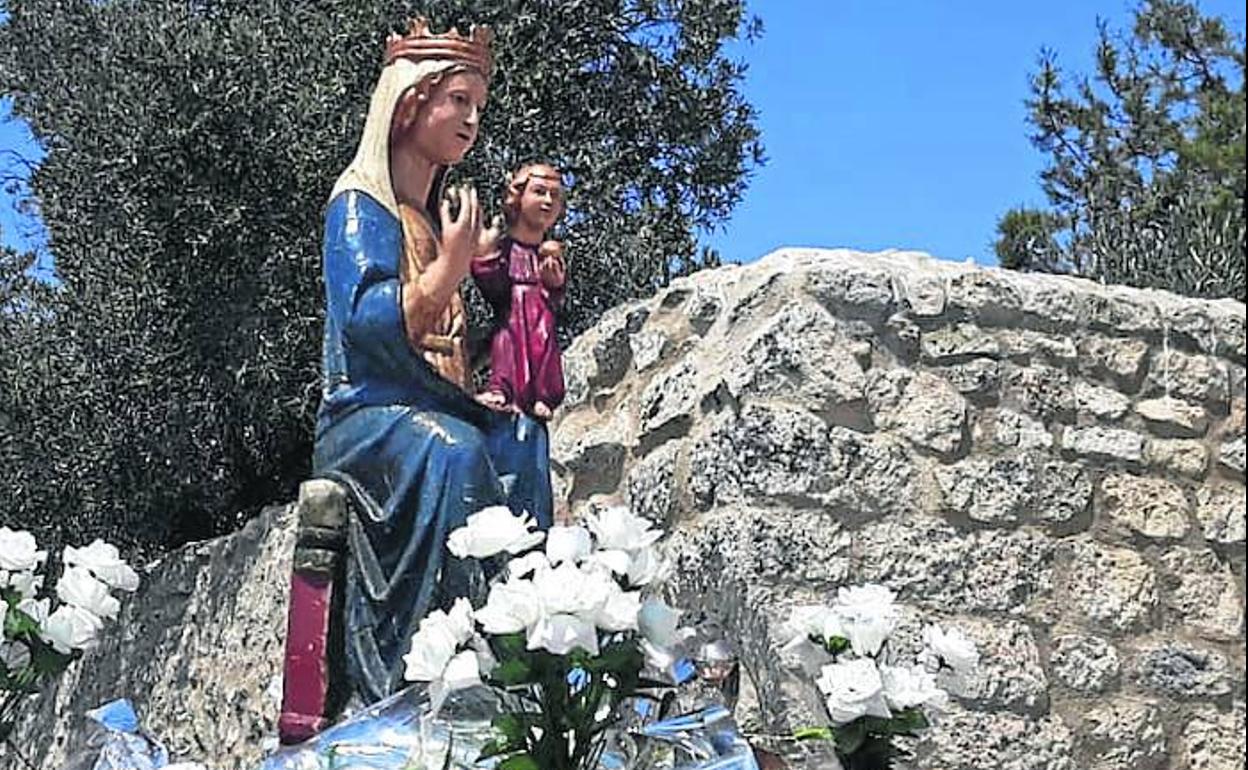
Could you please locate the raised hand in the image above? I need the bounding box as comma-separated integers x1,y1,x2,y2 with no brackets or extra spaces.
439,185,482,279
539,252,566,289
475,214,504,260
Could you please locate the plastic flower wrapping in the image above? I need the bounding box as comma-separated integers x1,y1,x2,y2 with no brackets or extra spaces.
776,584,980,770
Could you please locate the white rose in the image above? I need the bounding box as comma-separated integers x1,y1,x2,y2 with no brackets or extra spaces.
595,586,642,633
63,540,140,592
40,605,104,654
440,649,483,691
4,569,44,600
587,548,632,577
585,506,662,552
545,526,593,565
0,528,47,573
506,551,551,580
56,566,121,620
527,613,599,656
475,577,542,635
880,664,949,712
922,625,980,674
17,597,49,626
834,584,898,657
533,562,610,619
816,658,892,724
625,546,670,588
447,506,545,560
403,618,459,682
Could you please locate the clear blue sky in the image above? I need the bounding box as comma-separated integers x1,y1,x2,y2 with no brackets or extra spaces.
2,1,1245,266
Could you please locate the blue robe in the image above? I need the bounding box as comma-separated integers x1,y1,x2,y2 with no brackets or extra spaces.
314,189,552,703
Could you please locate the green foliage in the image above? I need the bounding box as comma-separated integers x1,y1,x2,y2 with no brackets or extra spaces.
0,0,761,557
482,633,647,770
995,0,1245,300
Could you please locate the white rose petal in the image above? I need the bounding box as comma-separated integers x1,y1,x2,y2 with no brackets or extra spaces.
585,506,663,552
880,664,948,712
0,528,47,572
63,540,140,592
527,613,599,656
441,649,483,691
834,584,899,657
56,566,121,620
588,549,632,577
40,605,104,654
17,597,50,627
625,546,669,588
447,506,545,560
5,570,44,600
533,562,610,619
545,526,593,565
816,658,892,725
506,551,550,579
595,587,642,632
403,620,458,682
475,577,542,635
445,598,475,645
922,625,980,674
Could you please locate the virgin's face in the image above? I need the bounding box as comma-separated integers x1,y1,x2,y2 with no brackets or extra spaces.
409,70,488,165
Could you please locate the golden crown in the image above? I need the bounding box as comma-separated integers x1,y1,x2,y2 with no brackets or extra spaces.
384,18,493,77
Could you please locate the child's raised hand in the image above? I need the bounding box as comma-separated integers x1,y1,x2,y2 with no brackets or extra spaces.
475,214,504,259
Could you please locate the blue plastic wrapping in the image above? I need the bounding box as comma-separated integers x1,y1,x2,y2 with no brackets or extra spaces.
59,699,170,770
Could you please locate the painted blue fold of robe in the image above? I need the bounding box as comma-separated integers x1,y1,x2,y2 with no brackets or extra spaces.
314,189,553,704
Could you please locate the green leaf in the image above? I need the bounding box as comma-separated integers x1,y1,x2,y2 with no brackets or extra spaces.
490,658,535,687
833,720,868,754
793,726,836,742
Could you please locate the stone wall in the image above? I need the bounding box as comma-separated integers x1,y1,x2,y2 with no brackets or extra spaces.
4,507,293,769
550,248,1246,770
5,248,1243,770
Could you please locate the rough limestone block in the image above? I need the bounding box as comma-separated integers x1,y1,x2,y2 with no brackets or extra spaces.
936,454,1091,529
1180,703,1246,770
919,324,1002,363
1006,364,1077,422
1050,634,1122,694
626,439,682,526
1159,548,1245,642
628,329,671,373
891,371,969,459
937,358,1001,399
1218,436,1245,478
955,618,1049,715
1100,474,1191,541
1077,335,1150,390
1061,426,1146,465
1194,484,1247,544
915,708,1076,770
1130,641,1233,700
1072,699,1168,770
1147,349,1230,409
1136,396,1210,438
983,408,1054,450
1145,438,1210,479
1064,541,1158,634
1074,380,1132,421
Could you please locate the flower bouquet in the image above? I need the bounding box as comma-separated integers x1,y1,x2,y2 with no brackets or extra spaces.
403,505,687,770
777,584,978,770
0,528,139,748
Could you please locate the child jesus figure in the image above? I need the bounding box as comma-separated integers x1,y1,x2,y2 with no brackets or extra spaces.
471,163,567,420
